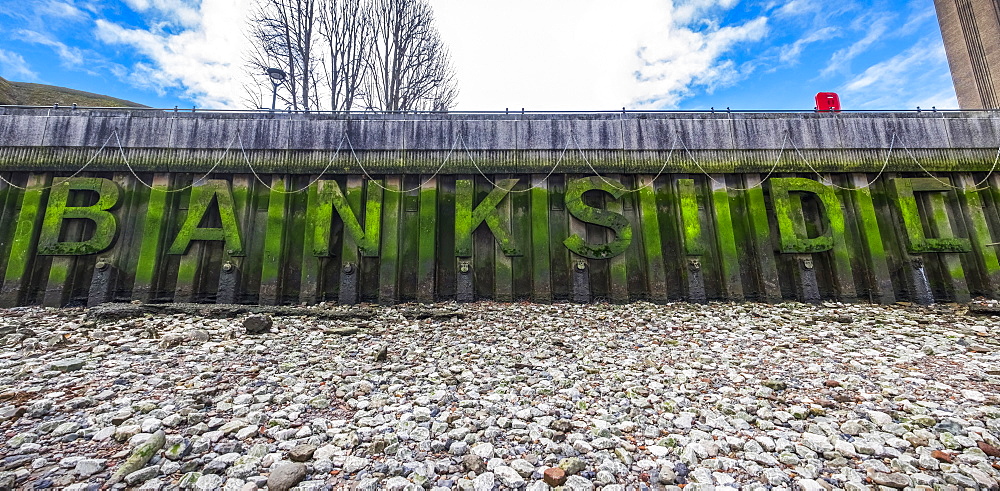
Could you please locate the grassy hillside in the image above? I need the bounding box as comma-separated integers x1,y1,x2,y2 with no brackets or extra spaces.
0,77,16,105
0,76,147,108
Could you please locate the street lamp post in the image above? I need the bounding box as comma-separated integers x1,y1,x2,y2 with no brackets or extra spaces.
266,68,287,111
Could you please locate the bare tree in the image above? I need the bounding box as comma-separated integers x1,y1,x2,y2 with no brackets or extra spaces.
318,0,370,111
247,0,321,110
246,0,458,112
365,0,458,111
429,65,458,111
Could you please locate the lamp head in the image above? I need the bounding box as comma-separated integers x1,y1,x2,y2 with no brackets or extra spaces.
266,68,287,82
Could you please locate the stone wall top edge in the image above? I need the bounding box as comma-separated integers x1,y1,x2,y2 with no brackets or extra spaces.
2,108,999,151
2,107,999,121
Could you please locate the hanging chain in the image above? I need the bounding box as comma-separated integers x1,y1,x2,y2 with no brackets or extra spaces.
117,130,235,192
0,132,117,190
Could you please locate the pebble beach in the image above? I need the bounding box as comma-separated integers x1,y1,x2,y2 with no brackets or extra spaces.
2,300,1000,491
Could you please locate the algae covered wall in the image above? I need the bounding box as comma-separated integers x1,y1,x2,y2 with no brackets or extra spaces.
1,108,999,306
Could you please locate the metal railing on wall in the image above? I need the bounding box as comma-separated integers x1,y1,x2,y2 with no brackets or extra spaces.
1,104,998,115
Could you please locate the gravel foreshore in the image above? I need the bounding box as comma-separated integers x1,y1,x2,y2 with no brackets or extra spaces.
2,301,1000,491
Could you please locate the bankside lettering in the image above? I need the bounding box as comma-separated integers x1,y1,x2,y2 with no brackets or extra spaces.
26,176,970,260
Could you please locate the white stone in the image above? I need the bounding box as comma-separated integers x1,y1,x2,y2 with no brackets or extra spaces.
494,465,526,488
342,456,369,474
963,389,986,402
867,410,893,427
647,445,669,457
471,442,495,459
472,472,495,491
74,458,106,476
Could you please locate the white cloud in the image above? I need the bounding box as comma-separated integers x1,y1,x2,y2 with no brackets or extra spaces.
0,0,90,30
633,16,769,108
769,0,859,24
777,26,838,64
672,0,739,24
897,3,936,35
36,0,88,20
94,0,252,108
772,0,820,18
122,0,202,28
0,49,37,80
840,39,957,109
820,14,890,76
430,0,768,110
16,29,86,67
843,42,932,92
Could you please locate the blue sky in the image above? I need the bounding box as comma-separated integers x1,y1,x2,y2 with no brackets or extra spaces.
0,0,958,111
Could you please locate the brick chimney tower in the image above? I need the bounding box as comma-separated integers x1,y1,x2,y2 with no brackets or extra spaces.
934,0,1000,109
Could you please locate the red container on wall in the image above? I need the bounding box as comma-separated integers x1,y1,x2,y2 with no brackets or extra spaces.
815,92,841,112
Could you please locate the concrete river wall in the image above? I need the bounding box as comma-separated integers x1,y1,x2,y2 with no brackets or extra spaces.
1,107,1000,306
